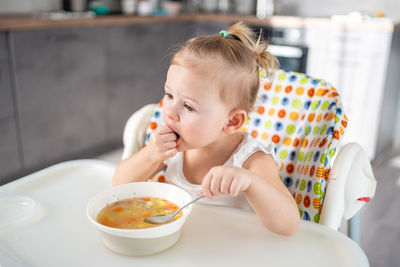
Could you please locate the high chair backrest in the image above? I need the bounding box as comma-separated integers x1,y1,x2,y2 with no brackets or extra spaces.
143,69,348,223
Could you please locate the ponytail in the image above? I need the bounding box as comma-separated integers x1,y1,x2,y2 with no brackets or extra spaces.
225,22,279,73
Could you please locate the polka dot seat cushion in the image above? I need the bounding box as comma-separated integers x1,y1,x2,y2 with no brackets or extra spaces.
144,69,348,223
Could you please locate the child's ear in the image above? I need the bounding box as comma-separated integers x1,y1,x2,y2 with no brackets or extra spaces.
223,109,247,134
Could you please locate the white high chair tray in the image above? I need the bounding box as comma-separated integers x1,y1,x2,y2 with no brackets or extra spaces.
0,160,369,267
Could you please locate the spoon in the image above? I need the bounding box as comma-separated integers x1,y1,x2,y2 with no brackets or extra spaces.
144,194,204,224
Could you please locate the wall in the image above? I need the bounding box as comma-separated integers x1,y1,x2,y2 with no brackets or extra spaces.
0,0,400,21
277,0,400,20
0,0,59,13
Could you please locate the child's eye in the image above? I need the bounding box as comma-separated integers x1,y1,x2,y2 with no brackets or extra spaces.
164,92,173,100
184,103,194,112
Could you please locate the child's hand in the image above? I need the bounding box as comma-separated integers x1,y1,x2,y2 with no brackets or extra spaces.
199,166,253,199
147,125,178,163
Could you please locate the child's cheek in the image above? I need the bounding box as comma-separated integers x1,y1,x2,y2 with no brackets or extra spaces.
181,124,199,146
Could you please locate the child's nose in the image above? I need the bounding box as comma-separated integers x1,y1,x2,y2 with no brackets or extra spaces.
166,105,179,122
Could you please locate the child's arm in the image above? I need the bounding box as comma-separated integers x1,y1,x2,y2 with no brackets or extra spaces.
112,125,178,186
242,152,300,235
200,152,299,236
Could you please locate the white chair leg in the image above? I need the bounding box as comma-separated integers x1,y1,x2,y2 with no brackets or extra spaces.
348,211,361,245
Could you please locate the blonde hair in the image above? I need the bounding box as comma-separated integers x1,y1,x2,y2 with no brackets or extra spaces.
171,22,279,113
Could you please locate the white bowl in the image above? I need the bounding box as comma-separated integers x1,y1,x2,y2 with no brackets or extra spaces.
87,182,193,256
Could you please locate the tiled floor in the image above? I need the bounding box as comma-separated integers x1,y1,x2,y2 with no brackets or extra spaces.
96,148,400,267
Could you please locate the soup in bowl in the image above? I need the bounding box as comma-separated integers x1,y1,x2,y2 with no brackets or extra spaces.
87,182,193,256
96,196,183,229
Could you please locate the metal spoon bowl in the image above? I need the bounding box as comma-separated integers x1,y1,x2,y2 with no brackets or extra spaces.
144,194,204,224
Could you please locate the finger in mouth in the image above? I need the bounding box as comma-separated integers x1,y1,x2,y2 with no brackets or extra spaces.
174,132,181,143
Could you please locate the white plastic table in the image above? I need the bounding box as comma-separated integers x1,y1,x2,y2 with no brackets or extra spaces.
0,160,369,267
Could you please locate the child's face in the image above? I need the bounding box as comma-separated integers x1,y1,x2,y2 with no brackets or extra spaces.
162,65,231,152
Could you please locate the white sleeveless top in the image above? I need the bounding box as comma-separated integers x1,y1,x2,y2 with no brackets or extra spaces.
163,133,276,211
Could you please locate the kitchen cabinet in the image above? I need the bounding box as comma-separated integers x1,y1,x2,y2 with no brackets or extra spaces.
0,32,23,183
0,32,9,61
0,33,14,118
305,22,398,159
12,27,109,170
0,116,21,184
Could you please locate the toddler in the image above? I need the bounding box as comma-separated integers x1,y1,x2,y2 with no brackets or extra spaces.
113,22,299,235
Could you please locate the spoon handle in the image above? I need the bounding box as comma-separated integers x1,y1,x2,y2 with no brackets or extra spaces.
173,194,204,216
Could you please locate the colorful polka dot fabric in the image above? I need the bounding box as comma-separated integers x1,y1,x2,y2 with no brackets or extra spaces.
242,69,348,223
144,69,348,223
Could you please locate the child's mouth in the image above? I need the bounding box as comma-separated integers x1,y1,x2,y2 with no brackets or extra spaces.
174,132,180,142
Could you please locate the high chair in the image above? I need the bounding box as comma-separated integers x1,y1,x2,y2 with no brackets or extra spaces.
122,68,377,242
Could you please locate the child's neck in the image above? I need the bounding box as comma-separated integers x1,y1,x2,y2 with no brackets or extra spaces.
183,132,244,185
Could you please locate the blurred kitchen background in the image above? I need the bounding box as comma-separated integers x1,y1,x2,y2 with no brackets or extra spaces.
0,1,399,266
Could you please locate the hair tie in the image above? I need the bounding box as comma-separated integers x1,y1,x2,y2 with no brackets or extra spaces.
219,30,228,38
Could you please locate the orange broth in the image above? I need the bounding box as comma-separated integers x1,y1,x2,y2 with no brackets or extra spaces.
96,197,182,229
